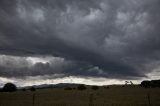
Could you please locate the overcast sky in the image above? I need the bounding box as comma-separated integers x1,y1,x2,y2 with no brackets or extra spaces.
0,0,160,87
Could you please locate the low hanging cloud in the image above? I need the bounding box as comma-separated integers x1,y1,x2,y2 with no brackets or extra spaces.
0,0,160,80
0,55,105,78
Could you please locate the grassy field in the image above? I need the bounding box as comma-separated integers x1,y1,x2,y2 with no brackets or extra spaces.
0,86,160,106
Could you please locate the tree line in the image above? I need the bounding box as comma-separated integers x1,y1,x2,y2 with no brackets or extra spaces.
140,80,160,88
0,80,160,92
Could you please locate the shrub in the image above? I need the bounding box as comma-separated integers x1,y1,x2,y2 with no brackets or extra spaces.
140,81,151,88
2,83,17,92
103,86,109,89
0,88,2,92
30,87,36,91
64,87,72,90
106,86,110,89
91,86,99,90
22,88,26,91
72,88,76,90
77,84,87,90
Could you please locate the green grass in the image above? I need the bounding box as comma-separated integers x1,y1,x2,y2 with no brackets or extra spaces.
0,86,160,106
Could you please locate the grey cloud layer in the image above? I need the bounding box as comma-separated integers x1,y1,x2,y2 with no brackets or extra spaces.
0,0,160,79
0,55,103,78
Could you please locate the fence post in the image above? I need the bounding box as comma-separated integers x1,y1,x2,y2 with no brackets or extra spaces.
147,93,151,106
89,93,93,106
32,93,35,106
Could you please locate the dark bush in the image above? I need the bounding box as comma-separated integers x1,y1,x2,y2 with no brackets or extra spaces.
72,88,76,90
64,87,72,90
2,83,17,92
91,86,99,90
140,80,160,88
103,86,109,89
106,86,110,89
0,88,2,92
30,87,36,91
140,81,151,88
22,88,26,91
77,84,87,90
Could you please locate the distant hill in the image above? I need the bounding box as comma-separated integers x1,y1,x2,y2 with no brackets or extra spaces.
19,83,84,90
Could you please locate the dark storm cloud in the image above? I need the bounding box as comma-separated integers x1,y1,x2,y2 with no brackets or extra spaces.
0,0,160,79
0,55,104,78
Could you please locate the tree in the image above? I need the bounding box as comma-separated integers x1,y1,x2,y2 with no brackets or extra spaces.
30,87,36,91
22,88,26,91
77,84,87,90
91,86,99,90
140,81,151,88
64,87,72,90
2,83,17,92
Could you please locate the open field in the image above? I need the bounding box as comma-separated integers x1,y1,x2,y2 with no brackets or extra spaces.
0,86,160,106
